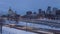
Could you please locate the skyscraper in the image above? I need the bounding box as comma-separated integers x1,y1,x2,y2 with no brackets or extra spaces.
52,7,58,15
26,11,32,15
38,9,42,14
46,6,52,14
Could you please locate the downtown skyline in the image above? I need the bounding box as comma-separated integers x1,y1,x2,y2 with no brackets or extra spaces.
0,0,60,15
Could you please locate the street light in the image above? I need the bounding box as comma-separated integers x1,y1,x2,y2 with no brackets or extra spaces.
0,17,4,34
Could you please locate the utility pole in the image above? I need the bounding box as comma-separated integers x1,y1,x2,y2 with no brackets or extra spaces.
0,17,4,34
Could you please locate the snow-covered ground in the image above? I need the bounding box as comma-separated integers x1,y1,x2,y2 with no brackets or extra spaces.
4,20,60,31
2,26,37,34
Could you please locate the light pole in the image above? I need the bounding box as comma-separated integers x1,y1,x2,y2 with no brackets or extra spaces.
0,17,4,34
0,22,2,34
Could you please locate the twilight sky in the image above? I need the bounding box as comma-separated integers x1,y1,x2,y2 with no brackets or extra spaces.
0,0,60,15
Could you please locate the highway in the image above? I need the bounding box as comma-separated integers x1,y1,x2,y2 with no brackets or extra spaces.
1,18,60,34
3,24,54,34
20,19,60,28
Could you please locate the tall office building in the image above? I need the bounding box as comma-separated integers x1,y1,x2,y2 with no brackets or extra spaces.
51,7,58,15
26,11,32,15
46,6,52,14
38,9,42,14
56,10,60,16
